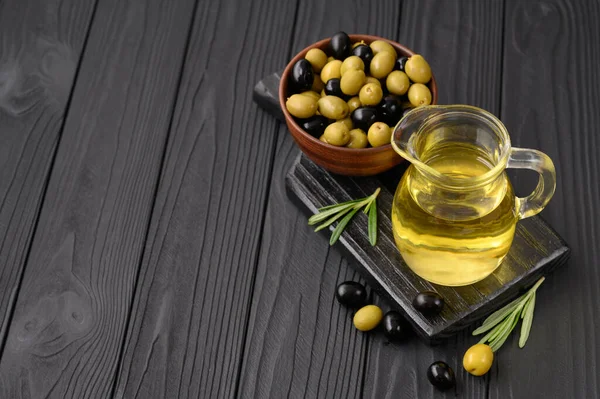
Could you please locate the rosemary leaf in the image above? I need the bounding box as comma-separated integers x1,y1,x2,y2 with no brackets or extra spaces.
314,206,354,232
473,297,524,335
519,292,536,348
368,200,377,246
308,202,357,225
317,199,362,212
329,207,361,245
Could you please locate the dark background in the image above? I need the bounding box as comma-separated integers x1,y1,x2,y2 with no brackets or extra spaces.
0,0,598,398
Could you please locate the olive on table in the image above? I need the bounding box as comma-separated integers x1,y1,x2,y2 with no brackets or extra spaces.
318,96,349,120
351,44,374,73
382,311,411,341
321,60,343,83
347,96,362,113
353,305,383,331
299,115,328,137
335,281,367,307
351,107,379,131
359,83,383,106
330,31,351,59
300,90,321,102
369,40,396,57
386,71,410,95
367,122,391,147
408,83,432,106
463,344,494,376
311,75,324,92
413,291,444,315
305,48,328,73
340,55,365,75
370,51,396,79
291,59,314,92
323,121,350,146
394,55,409,72
378,95,403,126
324,78,349,100
286,94,317,119
405,54,432,83
346,128,368,149
340,69,366,96
427,361,456,391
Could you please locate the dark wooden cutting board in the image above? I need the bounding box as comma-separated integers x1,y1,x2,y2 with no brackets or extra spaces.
255,72,571,342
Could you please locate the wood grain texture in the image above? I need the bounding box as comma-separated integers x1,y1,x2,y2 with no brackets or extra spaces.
490,1,600,398
363,0,506,397
0,0,196,396
111,0,300,397
238,1,402,397
0,0,95,346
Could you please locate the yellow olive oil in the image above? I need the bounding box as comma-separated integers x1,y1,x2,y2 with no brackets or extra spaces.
391,144,519,286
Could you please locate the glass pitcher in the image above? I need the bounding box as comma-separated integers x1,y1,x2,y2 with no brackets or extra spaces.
390,105,556,286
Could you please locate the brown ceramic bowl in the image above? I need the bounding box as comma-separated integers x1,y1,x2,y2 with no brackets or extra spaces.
279,34,438,176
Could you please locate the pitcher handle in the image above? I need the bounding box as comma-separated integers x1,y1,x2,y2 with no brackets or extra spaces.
506,147,556,220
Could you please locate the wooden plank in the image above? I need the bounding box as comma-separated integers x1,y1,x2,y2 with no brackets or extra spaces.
361,0,506,397
490,1,600,398
0,0,96,345
111,0,300,398
238,1,403,398
0,0,197,396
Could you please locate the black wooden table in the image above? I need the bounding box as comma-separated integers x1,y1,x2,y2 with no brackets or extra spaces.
0,0,598,398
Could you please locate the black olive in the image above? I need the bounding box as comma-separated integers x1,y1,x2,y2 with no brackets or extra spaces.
382,311,411,341
291,59,314,92
298,115,329,138
335,281,367,308
330,31,351,60
351,44,373,73
427,361,456,391
395,56,409,72
413,291,444,315
324,78,350,101
378,95,403,126
351,107,379,131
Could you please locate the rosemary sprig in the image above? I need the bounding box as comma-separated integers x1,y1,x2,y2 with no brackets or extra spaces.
473,277,545,352
308,188,380,246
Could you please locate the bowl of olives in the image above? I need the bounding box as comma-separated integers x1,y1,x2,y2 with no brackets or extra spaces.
279,32,438,176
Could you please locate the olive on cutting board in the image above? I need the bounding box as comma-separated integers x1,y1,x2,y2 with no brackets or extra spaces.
413,291,444,315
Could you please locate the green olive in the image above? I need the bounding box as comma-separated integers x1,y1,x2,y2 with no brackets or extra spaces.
463,344,494,376
369,40,396,57
311,75,324,92
340,69,365,96
347,96,362,113
327,56,335,63
359,83,383,106
320,60,342,83
352,40,366,49
305,48,328,73
365,76,381,86
317,95,349,120
408,83,432,106
319,134,329,144
386,71,410,95
405,54,432,83
339,117,353,130
286,94,317,118
323,121,350,146
353,305,383,331
321,89,326,97
300,90,320,102
346,128,368,149
340,56,364,75
369,51,396,79
367,122,391,147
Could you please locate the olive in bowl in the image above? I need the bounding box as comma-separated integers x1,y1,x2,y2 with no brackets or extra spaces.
279,33,438,176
